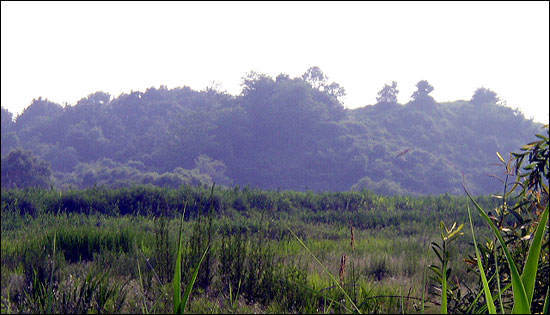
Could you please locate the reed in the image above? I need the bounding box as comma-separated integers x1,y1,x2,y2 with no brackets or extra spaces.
339,254,347,287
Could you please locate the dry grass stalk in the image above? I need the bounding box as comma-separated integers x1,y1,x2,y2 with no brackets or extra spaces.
350,221,355,251
339,254,348,286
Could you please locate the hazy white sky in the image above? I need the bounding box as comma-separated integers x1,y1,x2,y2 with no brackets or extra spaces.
2,1,549,123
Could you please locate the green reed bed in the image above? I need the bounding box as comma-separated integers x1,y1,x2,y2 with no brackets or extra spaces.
1,172,544,313
2,203,455,313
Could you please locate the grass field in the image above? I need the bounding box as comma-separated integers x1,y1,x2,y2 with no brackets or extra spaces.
2,185,513,314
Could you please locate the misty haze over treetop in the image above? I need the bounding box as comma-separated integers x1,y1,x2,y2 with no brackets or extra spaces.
1,67,544,195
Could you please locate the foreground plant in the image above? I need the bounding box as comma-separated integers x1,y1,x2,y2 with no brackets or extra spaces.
21,232,55,314
466,201,497,314
463,125,549,314
465,190,548,314
429,221,464,314
173,202,209,315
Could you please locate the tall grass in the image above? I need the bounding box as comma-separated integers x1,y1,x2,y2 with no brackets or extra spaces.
173,201,209,314
287,224,361,313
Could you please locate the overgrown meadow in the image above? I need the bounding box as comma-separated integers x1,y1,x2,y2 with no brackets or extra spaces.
1,129,548,314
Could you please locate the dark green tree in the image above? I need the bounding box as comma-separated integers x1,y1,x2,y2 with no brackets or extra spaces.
193,154,232,186
1,106,14,133
13,97,65,147
471,87,499,106
411,80,434,101
1,148,53,189
1,106,19,156
376,81,399,104
301,66,346,100
301,66,327,90
15,97,63,130
410,80,436,109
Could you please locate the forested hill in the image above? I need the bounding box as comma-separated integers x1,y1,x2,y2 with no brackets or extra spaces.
1,67,545,195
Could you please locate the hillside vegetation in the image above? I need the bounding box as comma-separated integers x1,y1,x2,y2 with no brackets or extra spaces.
1,67,544,194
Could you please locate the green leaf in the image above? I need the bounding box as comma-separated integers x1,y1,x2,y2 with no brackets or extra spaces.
136,257,149,314
543,285,549,315
446,223,464,241
465,283,485,314
520,203,549,308
475,282,513,314
511,152,528,158
494,246,505,314
429,265,442,279
464,188,530,314
508,208,525,224
467,201,496,314
173,204,186,314
432,246,443,263
496,152,506,164
441,259,448,314
180,245,209,314
445,230,464,243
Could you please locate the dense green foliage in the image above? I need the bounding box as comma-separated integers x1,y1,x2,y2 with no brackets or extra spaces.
1,67,543,194
1,148,53,189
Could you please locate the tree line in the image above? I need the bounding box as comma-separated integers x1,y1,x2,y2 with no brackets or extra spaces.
1,67,543,194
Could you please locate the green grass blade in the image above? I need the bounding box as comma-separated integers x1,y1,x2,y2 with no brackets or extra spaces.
465,273,496,314
420,266,426,314
136,257,149,314
465,290,483,314
464,189,530,314
475,282,512,314
173,229,182,313
441,260,447,314
46,232,56,314
287,278,352,313
494,246,504,314
173,204,187,314
228,281,233,306
543,285,549,315
520,203,549,307
399,288,405,314
467,202,497,314
179,245,209,314
286,225,360,313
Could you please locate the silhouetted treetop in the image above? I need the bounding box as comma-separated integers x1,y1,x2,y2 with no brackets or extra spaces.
411,80,434,101
471,87,500,106
376,81,399,105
